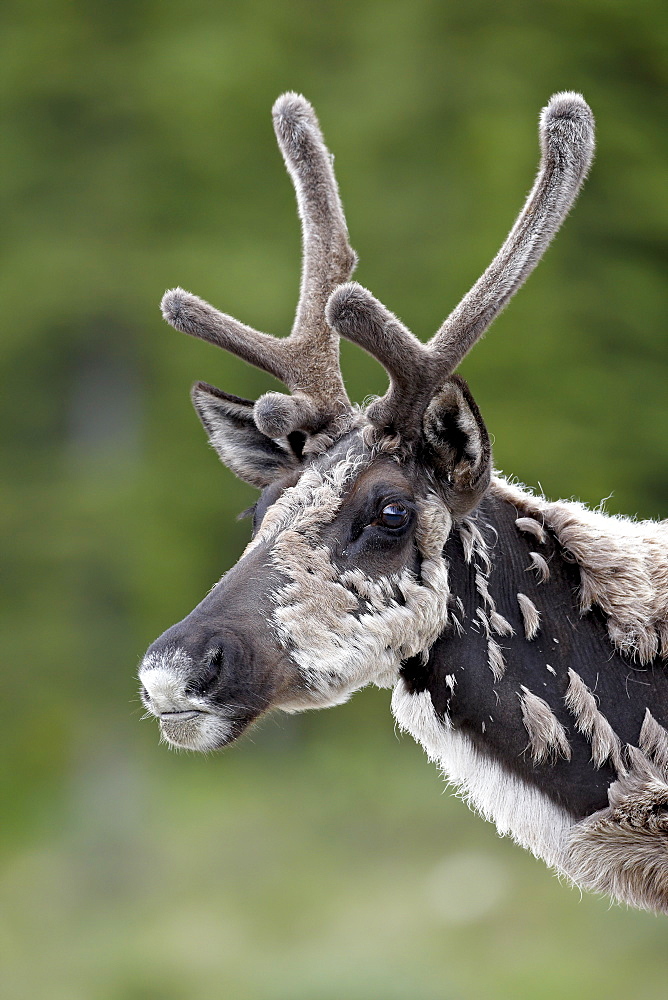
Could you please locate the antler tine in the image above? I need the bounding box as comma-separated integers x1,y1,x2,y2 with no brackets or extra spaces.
272,93,357,349
161,288,287,381
162,93,356,442
326,283,428,434
328,93,595,441
429,91,595,372
248,93,356,438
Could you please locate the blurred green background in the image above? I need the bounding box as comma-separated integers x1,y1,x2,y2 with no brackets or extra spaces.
2,1,667,997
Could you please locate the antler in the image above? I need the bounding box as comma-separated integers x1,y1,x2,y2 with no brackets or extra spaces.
327,92,595,437
161,93,357,439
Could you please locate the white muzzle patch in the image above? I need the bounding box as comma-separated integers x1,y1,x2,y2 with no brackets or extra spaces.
139,656,233,751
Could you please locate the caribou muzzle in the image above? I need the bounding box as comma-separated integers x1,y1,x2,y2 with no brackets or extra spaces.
139,562,293,750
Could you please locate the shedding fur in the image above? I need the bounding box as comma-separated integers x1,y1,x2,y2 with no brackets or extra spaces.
487,638,507,682
517,592,541,640
494,476,668,664
396,686,668,915
489,610,514,637
519,686,572,764
639,710,668,773
527,551,550,583
459,522,477,566
248,452,370,552
460,515,510,678
565,747,668,913
459,518,492,573
563,668,625,772
515,516,548,545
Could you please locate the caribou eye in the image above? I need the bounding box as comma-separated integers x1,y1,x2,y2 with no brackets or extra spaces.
378,502,409,529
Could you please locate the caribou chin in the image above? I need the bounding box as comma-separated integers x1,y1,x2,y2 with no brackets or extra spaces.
140,91,668,914
159,713,232,753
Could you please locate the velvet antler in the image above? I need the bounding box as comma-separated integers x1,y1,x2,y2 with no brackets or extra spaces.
327,92,595,438
162,93,357,439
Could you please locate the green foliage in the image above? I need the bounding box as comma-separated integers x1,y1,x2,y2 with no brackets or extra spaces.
1,1,667,996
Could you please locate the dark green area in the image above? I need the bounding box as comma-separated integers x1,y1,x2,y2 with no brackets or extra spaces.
2,1,667,996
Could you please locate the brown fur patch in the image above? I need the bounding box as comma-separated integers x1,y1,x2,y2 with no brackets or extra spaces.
566,747,668,913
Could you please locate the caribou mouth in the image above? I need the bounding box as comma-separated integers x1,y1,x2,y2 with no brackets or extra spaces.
138,663,258,750
157,710,203,722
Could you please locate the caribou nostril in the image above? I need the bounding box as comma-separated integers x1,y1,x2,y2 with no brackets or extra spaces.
185,647,224,697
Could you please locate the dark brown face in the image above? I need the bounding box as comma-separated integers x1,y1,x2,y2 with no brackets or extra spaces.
139,432,456,750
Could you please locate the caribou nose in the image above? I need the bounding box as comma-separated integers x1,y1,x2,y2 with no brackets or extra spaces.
140,627,246,706
184,647,224,697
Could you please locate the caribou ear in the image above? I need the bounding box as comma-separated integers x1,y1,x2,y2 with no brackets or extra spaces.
191,382,300,488
422,375,491,519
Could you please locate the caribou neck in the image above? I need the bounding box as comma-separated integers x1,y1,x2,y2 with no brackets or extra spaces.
400,480,668,821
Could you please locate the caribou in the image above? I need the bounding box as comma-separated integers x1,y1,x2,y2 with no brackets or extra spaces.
139,92,668,913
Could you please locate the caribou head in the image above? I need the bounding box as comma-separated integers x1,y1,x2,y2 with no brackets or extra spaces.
140,93,668,914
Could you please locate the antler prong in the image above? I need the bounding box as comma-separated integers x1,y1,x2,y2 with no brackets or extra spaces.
326,282,427,431
430,91,595,370
272,93,358,346
161,93,357,441
162,288,286,382
328,92,595,439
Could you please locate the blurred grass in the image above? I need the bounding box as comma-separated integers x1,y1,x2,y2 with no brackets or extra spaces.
1,0,667,997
